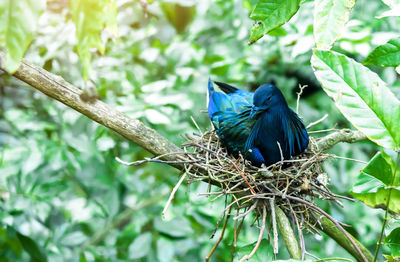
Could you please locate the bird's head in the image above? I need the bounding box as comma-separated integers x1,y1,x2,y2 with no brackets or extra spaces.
250,84,287,118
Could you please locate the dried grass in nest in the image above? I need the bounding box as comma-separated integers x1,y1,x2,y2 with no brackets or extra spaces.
117,128,365,260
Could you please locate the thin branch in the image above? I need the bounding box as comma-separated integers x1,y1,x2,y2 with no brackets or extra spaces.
206,197,233,262
162,170,188,219
307,114,328,129
239,205,266,262
296,84,306,114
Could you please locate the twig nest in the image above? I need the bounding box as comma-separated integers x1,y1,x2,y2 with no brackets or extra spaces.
182,130,341,232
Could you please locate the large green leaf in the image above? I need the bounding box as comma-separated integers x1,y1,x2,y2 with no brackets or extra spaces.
70,0,118,79
313,0,355,50
363,38,400,67
385,227,400,257
311,49,400,150
351,151,400,213
0,0,45,73
248,0,301,44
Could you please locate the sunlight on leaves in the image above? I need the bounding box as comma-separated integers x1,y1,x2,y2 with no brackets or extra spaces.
69,0,118,80
313,0,355,50
0,0,45,73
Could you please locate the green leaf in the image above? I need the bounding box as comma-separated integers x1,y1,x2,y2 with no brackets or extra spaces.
154,217,194,237
157,237,175,262
0,0,45,73
69,0,118,79
385,227,400,257
128,232,152,259
249,0,301,44
235,240,274,262
16,230,47,262
313,0,355,49
351,151,400,213
60,231,88,246
311,49,400,150
363,38,400,67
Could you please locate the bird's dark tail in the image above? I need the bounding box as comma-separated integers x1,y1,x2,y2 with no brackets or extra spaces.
215,81,239,94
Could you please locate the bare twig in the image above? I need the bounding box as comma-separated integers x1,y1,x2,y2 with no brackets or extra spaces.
162,170,189,219
239,205,267,262
307,114,328,129
206,198,233,262
296,84,307,114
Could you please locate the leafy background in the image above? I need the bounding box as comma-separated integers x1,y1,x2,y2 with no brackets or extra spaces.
1,0,400,261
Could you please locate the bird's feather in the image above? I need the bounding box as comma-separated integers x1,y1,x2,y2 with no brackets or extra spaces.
207,79,309,167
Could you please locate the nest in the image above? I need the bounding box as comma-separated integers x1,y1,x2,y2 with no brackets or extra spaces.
182,130,332,209
117,127,363,260
179,130,361,260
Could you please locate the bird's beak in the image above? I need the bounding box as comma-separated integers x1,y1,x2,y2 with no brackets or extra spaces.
250,106,258,119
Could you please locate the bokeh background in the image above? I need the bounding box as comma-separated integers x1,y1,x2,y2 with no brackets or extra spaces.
1,0,400,261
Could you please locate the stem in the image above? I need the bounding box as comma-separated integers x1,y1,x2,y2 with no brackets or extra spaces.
311,215,373,262
275,205,301,259
206,197,233,261
373,152,400,261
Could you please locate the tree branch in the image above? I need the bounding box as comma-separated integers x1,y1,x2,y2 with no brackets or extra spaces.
317,129,367,152
314,216,374,262
0,52,181,163
0,51,369,260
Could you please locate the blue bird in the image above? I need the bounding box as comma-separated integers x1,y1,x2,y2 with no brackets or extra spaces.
207,79,309,167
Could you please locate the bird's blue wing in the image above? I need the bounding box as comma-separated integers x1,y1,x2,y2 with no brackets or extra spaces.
207,79,256,154
281,109,309,157
208,80,253,116
243,119,266,166
214,81,253,104
212,108,255,154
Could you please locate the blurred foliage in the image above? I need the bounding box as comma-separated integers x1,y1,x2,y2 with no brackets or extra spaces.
1,0,400,261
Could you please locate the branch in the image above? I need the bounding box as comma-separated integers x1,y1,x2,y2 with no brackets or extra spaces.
0,52,181,163
317,129,367,152
315,216,374,262
275,205,301,259
0,51,370,260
